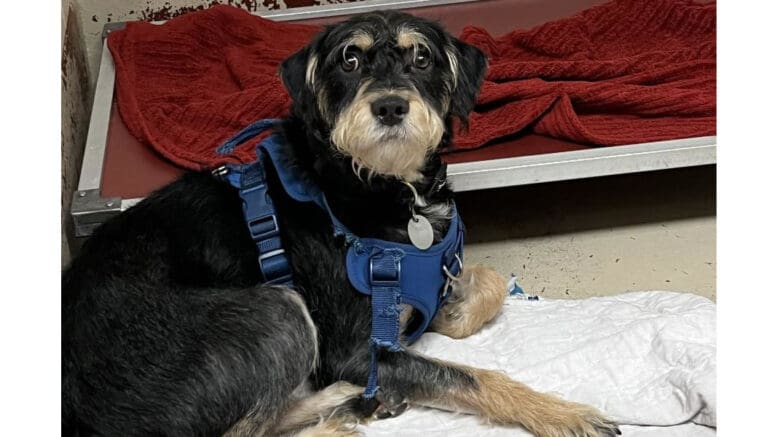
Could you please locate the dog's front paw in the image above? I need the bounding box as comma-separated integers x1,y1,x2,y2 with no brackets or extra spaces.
350,388,409,422
529,401,620,437
367,388,409,421
431,265,506,339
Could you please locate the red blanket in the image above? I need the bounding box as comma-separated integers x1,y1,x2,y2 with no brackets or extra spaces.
108,0,716,170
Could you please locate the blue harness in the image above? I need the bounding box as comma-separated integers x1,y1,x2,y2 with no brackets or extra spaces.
216,119,465,398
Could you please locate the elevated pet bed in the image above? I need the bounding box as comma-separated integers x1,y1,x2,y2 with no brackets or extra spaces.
72,0,716,236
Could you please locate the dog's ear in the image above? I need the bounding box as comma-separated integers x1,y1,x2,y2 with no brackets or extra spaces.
447,39,487,128
280,45,314,105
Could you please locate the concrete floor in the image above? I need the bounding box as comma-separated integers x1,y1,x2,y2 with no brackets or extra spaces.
456,165,716,301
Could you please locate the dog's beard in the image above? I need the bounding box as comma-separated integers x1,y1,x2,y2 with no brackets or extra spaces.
330,84,444,182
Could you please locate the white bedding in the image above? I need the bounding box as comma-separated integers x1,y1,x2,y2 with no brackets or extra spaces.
360,291,716,436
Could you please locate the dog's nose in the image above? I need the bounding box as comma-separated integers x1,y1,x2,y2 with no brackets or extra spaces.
371,96,409,126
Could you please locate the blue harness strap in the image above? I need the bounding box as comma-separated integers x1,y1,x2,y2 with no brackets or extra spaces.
216,120,293,286
216,119,465,399
363,249,404,398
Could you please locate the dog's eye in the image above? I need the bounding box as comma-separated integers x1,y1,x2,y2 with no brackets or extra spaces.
413,46,431,70
342,51,360,73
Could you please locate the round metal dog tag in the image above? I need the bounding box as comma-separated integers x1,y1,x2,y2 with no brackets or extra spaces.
408,215,434,250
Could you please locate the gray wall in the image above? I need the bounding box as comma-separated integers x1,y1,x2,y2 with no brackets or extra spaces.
61,0,91,266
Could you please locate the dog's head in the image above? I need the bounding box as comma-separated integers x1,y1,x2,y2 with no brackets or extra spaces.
280,11,487,182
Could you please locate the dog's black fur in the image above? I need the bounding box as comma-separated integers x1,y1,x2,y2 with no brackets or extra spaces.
63,11,485,436
63,10,620,437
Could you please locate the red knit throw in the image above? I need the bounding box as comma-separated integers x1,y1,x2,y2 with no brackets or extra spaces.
108,0,716,170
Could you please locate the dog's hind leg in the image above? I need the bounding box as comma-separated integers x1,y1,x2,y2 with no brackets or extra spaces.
221,287,321,437
270,381,367,436
63,282,318,437
431,265,506,339
340,350,620,437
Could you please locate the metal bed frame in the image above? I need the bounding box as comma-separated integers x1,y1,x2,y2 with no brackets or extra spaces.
71,0,716,237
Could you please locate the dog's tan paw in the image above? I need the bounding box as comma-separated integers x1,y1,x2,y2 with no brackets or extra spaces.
431,265,506,339
293,418,363,437
527,401,620,437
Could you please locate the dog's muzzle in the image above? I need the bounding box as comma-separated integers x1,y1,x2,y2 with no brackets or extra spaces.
370,95,409,126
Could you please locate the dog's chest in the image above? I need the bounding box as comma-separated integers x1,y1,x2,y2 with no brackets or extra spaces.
412,196,453,240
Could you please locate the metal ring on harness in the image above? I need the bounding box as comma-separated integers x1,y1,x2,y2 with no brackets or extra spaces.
442,253,464,297
442,253,464,281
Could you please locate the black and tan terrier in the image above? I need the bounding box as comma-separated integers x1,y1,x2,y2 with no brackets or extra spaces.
62,10,620,437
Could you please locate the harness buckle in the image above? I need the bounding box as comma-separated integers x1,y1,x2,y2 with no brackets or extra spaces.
369,254,401,286
258,246,293,286
248,214,280,240
241,182,280,240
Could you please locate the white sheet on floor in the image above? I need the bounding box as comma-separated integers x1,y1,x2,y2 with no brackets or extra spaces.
360,291,716,436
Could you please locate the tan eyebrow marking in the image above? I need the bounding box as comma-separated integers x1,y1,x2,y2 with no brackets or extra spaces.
345,31,374,51
396,26,429,49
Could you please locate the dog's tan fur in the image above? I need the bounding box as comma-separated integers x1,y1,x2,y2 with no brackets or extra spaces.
425,267,619,436
430,265,506,339
223,411,273,437
346,31,374,51
330,81,444,182
396,26,429,49
435,365,618,437
225,382,364,436
293,419,361,437
271,381,364,436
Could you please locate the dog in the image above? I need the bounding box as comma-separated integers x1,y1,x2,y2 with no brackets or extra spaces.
62,11,621,437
